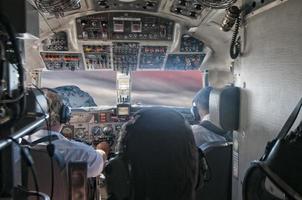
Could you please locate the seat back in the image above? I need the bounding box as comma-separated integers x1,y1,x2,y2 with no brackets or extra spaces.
196,141,233,200
209,86,240,131
25,146,69,200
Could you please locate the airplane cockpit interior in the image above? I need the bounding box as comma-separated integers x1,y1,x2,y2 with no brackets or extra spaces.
1,0,302,199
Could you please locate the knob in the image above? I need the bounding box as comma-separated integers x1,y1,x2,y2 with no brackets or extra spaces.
146,1,155,7
81,20,87,26
178,0,186,6
103,126,113,135
190,11,197,17
174,7,182,14
194,4,202,10
98,0,108,8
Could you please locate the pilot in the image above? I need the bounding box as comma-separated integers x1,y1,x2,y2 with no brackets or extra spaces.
191,86,226,146
23,88,110,177
105,107,200,200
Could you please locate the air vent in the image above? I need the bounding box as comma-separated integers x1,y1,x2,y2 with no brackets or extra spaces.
35,0,81,17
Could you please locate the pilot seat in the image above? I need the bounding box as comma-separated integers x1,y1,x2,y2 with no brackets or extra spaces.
196,86,240,200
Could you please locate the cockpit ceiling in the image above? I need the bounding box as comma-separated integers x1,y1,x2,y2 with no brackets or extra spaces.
36,0,227,36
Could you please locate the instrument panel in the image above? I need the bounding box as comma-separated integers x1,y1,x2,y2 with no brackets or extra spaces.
83,45,112,70
40,52,85,71
180,34,204,52
60,106,194,151
76,12,174,41
165,53,205,70
61,108,125,148
41,31,69,51
113,42,140,72
139,46,167,69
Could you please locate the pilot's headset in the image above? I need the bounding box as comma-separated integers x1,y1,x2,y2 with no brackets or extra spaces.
41,88,72,124
191,101,201,122
191,87,213,122
105,107,208,200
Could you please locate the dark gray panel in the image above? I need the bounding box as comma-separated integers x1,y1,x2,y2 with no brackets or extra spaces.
234,0,302,199
0,0,39,37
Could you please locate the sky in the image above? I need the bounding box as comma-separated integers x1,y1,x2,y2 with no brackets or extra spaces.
41,70,202,107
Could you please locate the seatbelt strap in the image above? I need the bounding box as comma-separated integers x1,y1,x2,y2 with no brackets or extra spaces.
200,120,228,137
277,97,302,140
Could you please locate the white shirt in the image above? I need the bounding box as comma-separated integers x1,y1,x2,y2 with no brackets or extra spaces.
192,114,226,147
23,130,105,178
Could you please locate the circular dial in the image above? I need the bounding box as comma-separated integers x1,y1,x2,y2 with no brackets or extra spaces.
61,126,73,139
75,128,85,138
91,126,103,139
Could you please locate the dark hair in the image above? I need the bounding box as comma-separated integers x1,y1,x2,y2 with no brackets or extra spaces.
193,86,213,113
117,107,198,200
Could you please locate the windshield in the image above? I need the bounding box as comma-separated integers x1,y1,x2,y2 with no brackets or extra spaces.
131,71,202,107
41,71,202,108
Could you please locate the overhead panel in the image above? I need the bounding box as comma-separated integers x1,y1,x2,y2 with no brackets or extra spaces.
93,0,161,12
76,12,174,41
171,0,204,18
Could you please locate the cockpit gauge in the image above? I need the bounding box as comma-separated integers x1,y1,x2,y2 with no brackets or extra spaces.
103,126,113,136
61,125,74,139
90,125,115,145
91,126,103,137
75,128,86,139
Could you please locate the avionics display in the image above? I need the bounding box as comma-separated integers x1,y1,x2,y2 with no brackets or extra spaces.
180,35,204,52
117,104,130,116
165,54,205,70
83,45,111,70
76,13,174,41
40,52,84,71
139,46,167,69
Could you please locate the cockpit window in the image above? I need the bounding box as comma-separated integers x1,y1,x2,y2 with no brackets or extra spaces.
41,70,202,108
132,71,202,107
41,71,117,107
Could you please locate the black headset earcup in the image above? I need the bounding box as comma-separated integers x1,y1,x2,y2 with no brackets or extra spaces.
105,155,131,200
60,105,71,124
191,105,200,122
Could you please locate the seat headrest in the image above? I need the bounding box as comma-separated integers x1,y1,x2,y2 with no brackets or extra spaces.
209,86,240,131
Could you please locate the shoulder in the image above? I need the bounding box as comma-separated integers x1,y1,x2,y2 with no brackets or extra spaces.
191,124,212,134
